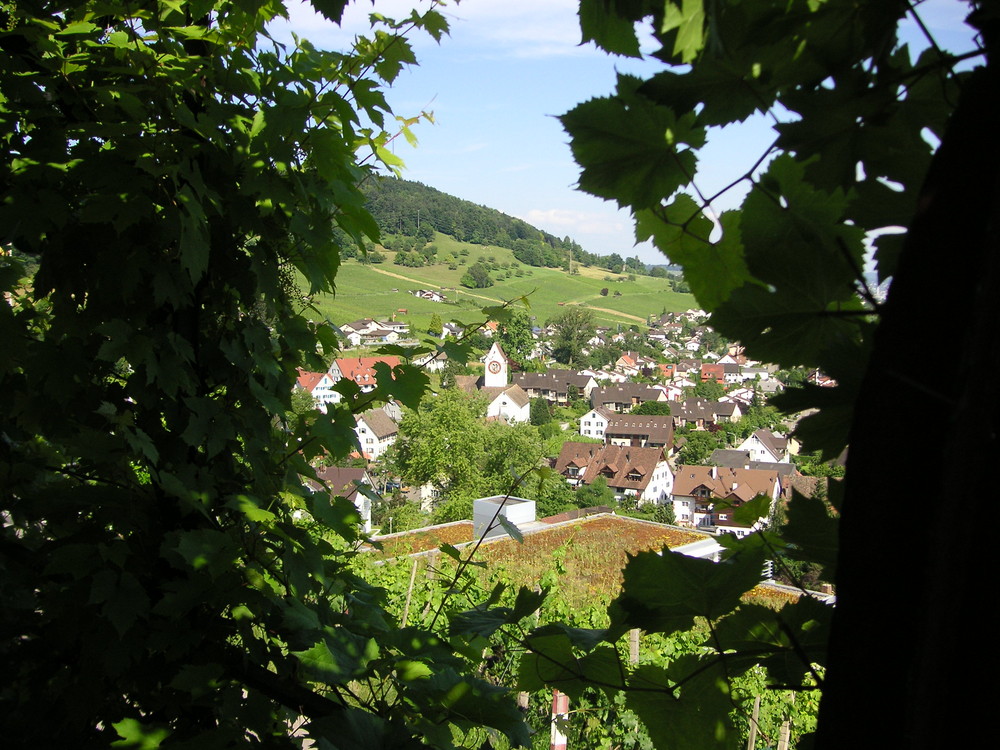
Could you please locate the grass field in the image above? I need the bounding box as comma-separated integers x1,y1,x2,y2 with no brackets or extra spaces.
307,236,694,331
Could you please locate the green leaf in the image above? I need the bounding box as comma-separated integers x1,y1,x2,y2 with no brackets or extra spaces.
511,586,547,619
450,606,515,639
293,628,379,685
626,657,736,750
518,632,581,693
731,494,772,527
496,513,524,543
308,710,423,750
709,282,865,370
713,597,832,686
660,0,706,64
309,0,351,24
609,547,766,636
111,718,171,749
560,75,705,209
640,59,768,126
579,0,642,57
635,196,749,312
419,9,450,43
172,529,239,578
168,663,225,699
770,384,855,460
395,658,432,682
371,362,430,410
783,489,839,576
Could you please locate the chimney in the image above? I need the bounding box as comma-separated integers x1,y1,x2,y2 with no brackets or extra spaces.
710,466,717,479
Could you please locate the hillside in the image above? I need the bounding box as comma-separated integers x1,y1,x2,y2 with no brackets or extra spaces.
314,178,694,329
311,236,693,330
362,177,654,274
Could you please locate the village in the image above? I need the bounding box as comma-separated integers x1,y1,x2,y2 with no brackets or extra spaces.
294,305,837,586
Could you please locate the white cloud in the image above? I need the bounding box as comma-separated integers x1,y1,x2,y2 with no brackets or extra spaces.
276,0,593,59
522,208,629,236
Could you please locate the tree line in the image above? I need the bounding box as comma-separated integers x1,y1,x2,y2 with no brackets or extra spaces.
363,176,651,273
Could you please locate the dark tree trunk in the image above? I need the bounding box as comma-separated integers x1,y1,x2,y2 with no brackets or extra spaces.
817,51,999,748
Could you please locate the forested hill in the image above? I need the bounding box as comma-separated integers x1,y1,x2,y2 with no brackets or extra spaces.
362,177,647,273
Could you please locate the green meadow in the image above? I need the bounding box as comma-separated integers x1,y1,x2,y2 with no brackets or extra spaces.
308,236,694,331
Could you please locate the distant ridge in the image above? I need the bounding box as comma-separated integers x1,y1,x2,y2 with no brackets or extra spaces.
362,177,651,274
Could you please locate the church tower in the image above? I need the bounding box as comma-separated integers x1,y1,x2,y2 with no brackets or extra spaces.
483,342,509,388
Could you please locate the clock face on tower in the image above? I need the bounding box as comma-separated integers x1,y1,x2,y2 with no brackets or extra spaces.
488,361,502,374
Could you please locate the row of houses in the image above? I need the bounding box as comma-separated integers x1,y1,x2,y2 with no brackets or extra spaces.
553,438,786,538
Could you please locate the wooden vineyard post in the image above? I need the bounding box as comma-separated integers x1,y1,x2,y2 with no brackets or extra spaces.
746,695,761,750
777,720,790,750
400,558,419,627
551,689,569,750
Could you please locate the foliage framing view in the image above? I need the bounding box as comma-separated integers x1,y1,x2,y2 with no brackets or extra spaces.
1,1,993,749
0,1,526,747
557,1,993,748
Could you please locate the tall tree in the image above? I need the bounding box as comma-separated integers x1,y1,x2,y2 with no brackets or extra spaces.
460,261,494,288
392,390,489,499
0,3,528,747
495,308,534,362
549,307,596,366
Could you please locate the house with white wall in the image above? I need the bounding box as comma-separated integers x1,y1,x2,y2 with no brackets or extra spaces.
670,464,782,534
295,369,338,410
737,428,791,463
355,407,399,461
555,442,674,506
579,407,614,439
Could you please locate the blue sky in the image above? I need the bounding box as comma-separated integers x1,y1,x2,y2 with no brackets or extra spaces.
273,0,978,264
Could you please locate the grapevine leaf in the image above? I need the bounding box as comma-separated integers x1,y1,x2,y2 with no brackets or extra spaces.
111,718,171,749
308,1,350,24
579,0,642,57
292,628,379,685
560,75,705,209
659,0,707,64
713,598,832,686
609,547,765,636
307,710,423,750
635,197,749,312
783,489,839,576
496,514,524,544
626,658,736,750
770,384,854,460
730,494,771,527
518,632,581,694
450,606,515,639
709,283,865,370
512,586,547,620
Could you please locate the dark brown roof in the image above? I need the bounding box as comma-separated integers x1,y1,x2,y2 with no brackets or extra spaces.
512,369,593,392
672,465,779,503
554,442,666,492
314,466,370,501
603,415,674,448
590,384,666,407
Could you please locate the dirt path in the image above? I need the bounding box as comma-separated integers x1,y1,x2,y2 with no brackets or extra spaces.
367,266,504,305
571,302,647,323
368,267,644,321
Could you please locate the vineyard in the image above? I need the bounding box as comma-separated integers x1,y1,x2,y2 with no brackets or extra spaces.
355,512,820,749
